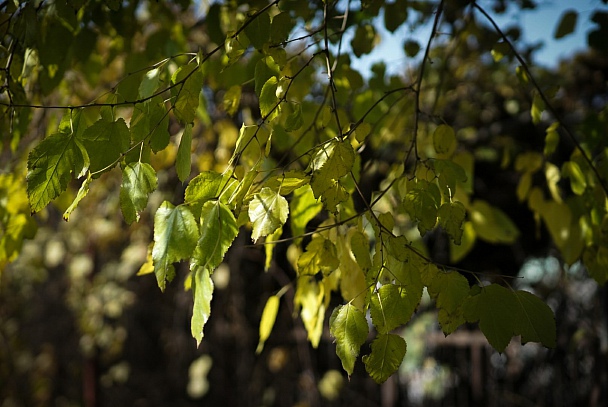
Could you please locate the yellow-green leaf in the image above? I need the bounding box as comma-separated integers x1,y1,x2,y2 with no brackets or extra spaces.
248,187,289,242
176,124,193,182
363,333,406,384
329,304,369,376
191,267,214,346
256,295,280,354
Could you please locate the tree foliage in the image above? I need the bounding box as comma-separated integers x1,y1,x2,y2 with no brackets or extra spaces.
1,0,607,386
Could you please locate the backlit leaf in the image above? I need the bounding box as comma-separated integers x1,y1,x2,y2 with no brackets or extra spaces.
363,334,406,384
561,161,587,195
63,174,92,221
120,162,157,224
469,200,519,244
260,76,279,119
172,63,204,124
290,185,322,241
433,124,456,156
438,201,466,245
81,117,130,174
222,85,241,116
191,201,238,272
514,290,556,347
370,284,410,334
152,202,199,291
270,12,292,44
295,276,325,347
330,304,369,376
256,295,280,354
191,267,214,346
297,236,339,276
139,67,161,99
27,131,89,213
249,187,289,242
244,10,270,50
176,124,193,182
402,180,439,235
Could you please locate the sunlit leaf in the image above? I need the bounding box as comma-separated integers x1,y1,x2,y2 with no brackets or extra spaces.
256,295,280,354
191,267,214,346
561,161,587,195
438,201,466,245
363,333,406,384
27,131,89,213
172,63,204,124
297,236,339,276
191,201,238,272
290,185,322,241
120,162,157,224
329,304,369,376
370,284,410,334
249,187,289,242
139,67,161,99
260,76,279,119
176,124,193,182
152,202,199,291
469,200,519,244
295,276,325,348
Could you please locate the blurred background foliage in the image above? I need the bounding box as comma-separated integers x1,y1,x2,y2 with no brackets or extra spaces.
1,0,608,406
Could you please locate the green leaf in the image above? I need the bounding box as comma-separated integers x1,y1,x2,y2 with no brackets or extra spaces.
363,334,406,384
139,67,161,99
438,201,466,245
561,161,587,195
259,76,279,119
433,124,456,156
351,25,377,57
384,0,408,33
81,117,130,174
402,180,440,235
222,85,241,116
463,284,516,352
172,63,204,124
370,284,411,334
297,236,339,276
295,276,326,348
513,290,556,348
152,202,199,291
329,304,369,376
120,162,157,224
554,10,578,39
176,124,193,182
544,122,560,156
63,174,92,221
185,171,237,209
27,132,89,213
191,267,214,346
256,295,280,354
531,93,545,124
254,57,280,97
290,185,322,241
270,12,293,44
427,270,469,335
310,140,355,197
469,200,519,244
244,11,270,50
191,201,238,272
248,187,289,242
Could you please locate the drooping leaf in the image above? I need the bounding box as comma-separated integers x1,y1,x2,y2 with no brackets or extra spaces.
433,124,456,156
27,131,89,213
222,85,241,116
185,171,236,207
329,304,369,376
351,24,377,57
290,185,323,241
120,162,157,224
370,284,411,334
152,202,199,291
427,270,470,335
256,295,280,354
270,11,293,44
297,236,339,276
172,63,204,124
469,200,519,244
191,201,238,272
63,174,92,221
191,267,214,346
336,230,368,310
244,10,270,50
176,124,193,182
402,180,440,235
248,187,289,242
81,117,130,174
363,333,406,384
514,290,556,347
259,76,279,119
438,201,466,245
310,140,355,209
561,161,587,195
295,276,326,348
138,67,161,99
